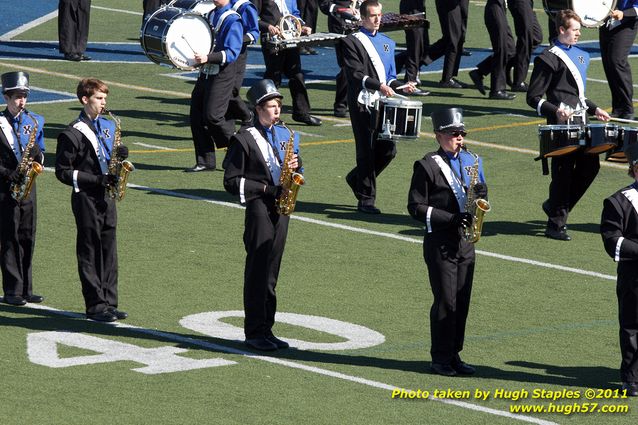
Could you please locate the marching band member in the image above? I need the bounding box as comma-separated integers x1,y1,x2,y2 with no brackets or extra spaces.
340,0,415,214
599,0,638,120
407,107,487,377
227,0,260,125
0,72,45,306
58,0,92,61
187,0,243,172
600,142,638,397
223,79,301,351
507,0,543,92
253,0,322,126
55,78,130,322
527,9,610,241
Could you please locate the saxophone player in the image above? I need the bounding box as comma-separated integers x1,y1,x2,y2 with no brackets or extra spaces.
407,107,487,376
55,78,129,322
0,71,45,306
223,79,301,351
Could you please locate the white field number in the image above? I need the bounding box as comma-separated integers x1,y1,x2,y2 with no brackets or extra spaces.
26,311,385,375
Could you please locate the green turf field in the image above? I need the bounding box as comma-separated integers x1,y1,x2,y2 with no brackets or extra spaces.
1,1,637,424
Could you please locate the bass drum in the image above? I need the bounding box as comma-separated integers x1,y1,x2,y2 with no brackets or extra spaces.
140,7,213,70
172,0,216,16
543,0,616,28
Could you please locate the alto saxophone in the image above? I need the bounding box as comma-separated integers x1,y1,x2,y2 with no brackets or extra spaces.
276,120,305,215
104,109,135,201
462,147,491,243
10,110,44,202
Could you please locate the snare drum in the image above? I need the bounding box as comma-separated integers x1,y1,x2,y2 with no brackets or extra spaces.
538,125,584,158
172,0,216,15
607,127,638,162
140,6,213,70
585,123,618,154
374,98,423,141
543,0,616,28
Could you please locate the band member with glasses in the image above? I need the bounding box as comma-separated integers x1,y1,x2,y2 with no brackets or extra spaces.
407,107,487,377
527,9,610,241
223,79,301,351
187,0,243,172
340,0,415,214
600,142,638,397
55,78,130,322
0,72,45,306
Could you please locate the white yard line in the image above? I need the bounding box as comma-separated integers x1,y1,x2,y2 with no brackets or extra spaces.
127,183,617,282
23,302,558,425
0,10,58,41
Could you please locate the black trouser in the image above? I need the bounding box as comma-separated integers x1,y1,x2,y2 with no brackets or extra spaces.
426,0,468,81
243,200,289,339
508,0,542,86
298,0,318,32
329,19,349,112
226,48,252,123
423,234,475,365
261,43,311,117
546,152,600,229
476,0,515,93
345,99,396,207
617,262,638,383
399,0,428,83
600,19,638,118
142,0,165,20
58,0,91,55
0,189,36,299
190,63,238,167
72,190,118,315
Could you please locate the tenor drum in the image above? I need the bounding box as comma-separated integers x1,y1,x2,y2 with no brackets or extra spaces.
538,125,584,158
140,7,213,70
585,123,618,154
542,0,616,28
172,0,216,15
607,127,638,162
374,98,423,141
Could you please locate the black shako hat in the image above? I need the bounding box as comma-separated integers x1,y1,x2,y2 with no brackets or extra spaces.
625,140,638,166
247,79,283,106
1,71,30,94
431,107,465,133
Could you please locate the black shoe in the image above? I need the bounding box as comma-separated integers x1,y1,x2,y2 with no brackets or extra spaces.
79,54,92,61
469,69,486,96
87,311,118,322
25,294,44,303
3,295,26,306
489,90,516,100
545,225,571,241
451,360,476,375
346,173,361,201
511,82,528,92
107,307,128,320
305,46,318,55
430,363,458,376
622,382,638,396
461,49,472,56
334,109,347,118
241,111,254,126
292,114,322,126
357,204,381,214
542,200,551,217
245,338,278,351
266,335,289,349
63,53,81,61
439,78,466,89
185,165,216,172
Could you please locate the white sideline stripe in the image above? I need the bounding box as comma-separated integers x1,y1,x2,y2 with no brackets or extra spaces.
133,142,175,150
92,5,143,16
588,77,638,88
23,302,557,425
128,183,617,281
0,10,58,41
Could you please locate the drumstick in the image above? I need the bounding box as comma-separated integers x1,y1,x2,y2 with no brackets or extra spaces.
602,116,638,125
393,93,409,100
181,35,197,55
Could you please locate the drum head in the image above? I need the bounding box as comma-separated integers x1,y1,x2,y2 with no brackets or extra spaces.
165,12,212,70
572,0,616,28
